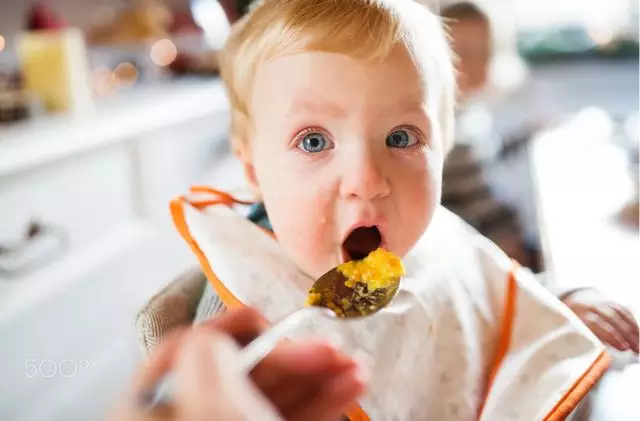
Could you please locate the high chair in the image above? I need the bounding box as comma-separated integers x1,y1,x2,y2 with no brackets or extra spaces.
135,268,225,355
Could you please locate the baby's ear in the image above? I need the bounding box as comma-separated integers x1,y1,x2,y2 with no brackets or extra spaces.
242,160,261,199
232,138,261,200
229,111,261,199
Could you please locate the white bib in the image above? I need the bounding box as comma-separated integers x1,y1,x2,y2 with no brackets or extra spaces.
171,189,608,420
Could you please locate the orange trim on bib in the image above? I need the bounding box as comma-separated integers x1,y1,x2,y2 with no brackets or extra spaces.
345,404,370,421
478,267,518,417
170,197,245,309
189,186,254,207
543,350,610,421
169,193,370,421
478,263,609,420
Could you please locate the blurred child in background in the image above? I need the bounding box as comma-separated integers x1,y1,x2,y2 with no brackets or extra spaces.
441,0,637,355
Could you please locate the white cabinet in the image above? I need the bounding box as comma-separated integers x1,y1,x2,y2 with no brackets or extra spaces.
0,80,243,421
0,145,137,259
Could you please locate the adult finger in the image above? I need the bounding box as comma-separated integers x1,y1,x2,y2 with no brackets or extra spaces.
198,307,269,347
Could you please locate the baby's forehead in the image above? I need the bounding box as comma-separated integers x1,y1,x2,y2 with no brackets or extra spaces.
251,46,430,108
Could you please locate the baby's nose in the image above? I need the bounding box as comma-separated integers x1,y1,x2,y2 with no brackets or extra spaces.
339,151,391,201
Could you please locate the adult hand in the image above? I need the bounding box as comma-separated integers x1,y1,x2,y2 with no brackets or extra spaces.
109,308,368,421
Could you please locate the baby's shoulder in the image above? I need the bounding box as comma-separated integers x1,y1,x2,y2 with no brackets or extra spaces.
423,206,512,275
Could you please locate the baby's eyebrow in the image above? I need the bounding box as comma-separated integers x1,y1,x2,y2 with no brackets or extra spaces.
394,96,426,114
286,97,346,118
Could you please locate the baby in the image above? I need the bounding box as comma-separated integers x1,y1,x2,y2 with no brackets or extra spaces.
174,0,617,419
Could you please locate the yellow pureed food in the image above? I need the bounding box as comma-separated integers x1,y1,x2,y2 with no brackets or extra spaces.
338,248,405,290
306,248,405,317
306,292,322,306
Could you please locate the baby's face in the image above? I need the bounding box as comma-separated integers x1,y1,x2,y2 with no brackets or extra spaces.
247,46,444,279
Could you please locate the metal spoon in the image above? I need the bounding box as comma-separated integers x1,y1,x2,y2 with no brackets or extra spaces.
142,265,401,409
307,264,401,318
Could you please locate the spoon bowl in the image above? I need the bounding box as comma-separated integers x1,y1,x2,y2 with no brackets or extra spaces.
308,266,402,318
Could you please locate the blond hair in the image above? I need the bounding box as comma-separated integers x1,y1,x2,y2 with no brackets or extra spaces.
219,0,456,157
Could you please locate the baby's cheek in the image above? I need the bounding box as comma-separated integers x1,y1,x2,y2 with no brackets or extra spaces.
275,217,334,279
395,170,438,254
269,196,336,278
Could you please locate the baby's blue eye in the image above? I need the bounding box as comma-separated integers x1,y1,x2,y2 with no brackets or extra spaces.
386,129,417,148
298,132,332,153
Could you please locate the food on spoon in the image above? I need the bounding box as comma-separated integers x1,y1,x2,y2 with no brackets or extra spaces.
305,248,404,317
337,248,404,289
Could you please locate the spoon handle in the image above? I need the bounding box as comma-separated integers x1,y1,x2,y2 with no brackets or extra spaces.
142,306,335,409
239,306,335,371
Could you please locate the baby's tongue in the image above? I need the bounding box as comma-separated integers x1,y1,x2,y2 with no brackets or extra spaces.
343,226,381,261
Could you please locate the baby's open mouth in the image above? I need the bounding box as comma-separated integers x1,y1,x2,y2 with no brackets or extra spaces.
342,226,383,261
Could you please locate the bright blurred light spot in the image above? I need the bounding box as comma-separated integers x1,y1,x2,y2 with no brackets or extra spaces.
490,53,528,95
114,62,138,85
92,62,139,95
92,65,111,78
150,39,177,66
92,66,118,96
0,35,5,53
588,27,614,46
567,107,614,141
190,0,231,49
